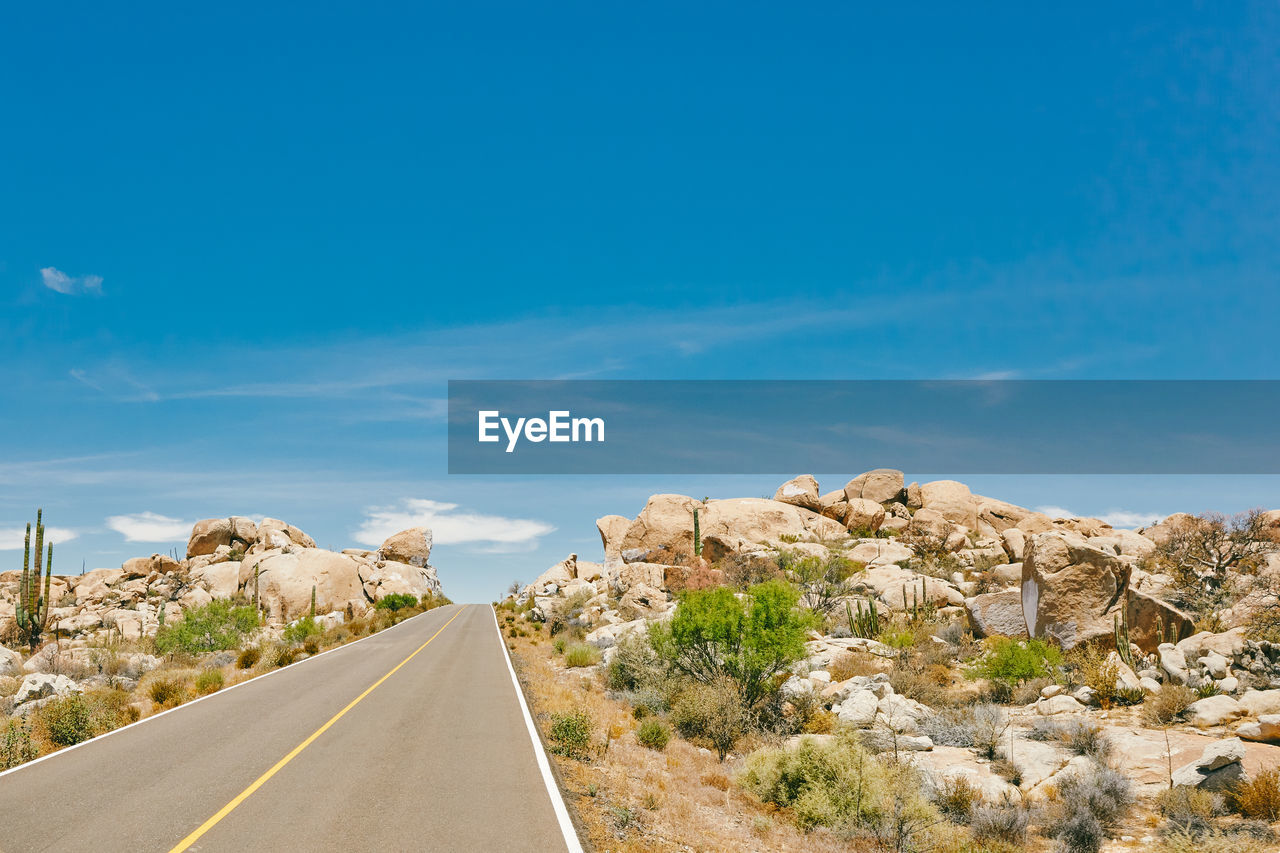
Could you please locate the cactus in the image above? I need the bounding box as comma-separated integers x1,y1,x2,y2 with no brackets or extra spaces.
1114,609,1135,668
310,585,317,619
158,601,167,629
846,596,880,639
902,578,933,623
15,510,54,654
253,566,261,612
692,508,702,558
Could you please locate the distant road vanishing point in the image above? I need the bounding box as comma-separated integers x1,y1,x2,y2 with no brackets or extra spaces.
0,605,583,853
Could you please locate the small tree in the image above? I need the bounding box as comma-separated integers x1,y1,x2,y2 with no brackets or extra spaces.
650,579,811,707
787,552,863,618
1151,509,1278,617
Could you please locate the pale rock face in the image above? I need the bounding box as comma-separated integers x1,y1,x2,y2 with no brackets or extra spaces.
920,480,979,529
1170,738,1248,789
966,588,1028,638
846,540,914,567
975,497,1034,533
529,555,577,593
574,560,604,583
699,498,846,560
585,618,647,648
596,515,630,566
1021,531,1129,650
844,498,886,534
1240,689,1280,717
243,548,370,621
773,475,822,512
378,527,433,568
1036,695,1087,715
191,560,241,600
15,672,81,704
256,518,316,551
1159,644,1190,684
0,645,22,677
836,690,879,727
858,565,965,611
1177,628,1249,661
819,490,849,522
1000,528,1027,561
187,517,259,558
843,469,905,505
908,507,952,539
360,560,443,604
1107,651,1142,691
619,582,668,618
1238,714,1280,743
617,562,667,591
1184,694,1246,728
72,568,124,606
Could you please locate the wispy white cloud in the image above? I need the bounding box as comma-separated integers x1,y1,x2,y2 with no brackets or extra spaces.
1036,505,1163,529
354,499,555,553
0,526,80,550
105,512,191,542
41,267,103,295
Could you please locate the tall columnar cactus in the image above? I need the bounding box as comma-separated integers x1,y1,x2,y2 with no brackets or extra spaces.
253,566,261,612
846,596,879,639
15,510,54,654
310,585,317,619
1114,608,1136,668
692,508,702,558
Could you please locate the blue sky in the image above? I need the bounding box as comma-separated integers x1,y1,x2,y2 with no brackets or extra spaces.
2,2,1277,602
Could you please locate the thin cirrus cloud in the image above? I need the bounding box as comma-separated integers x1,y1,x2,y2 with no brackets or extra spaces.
354,499,555,553
1036,505,1165,529
0,526,79,550
105,512,191,542
40,267,103,295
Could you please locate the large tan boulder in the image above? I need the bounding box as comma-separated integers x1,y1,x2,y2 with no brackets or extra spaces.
187,517,258,558
1021,531,1130,650
966,588,1027,637
71,568,123,606
191,560,241,600
819,490,849,522
774,475,822,511
378,527,432,567
239,548,368,621
527,555,577,593
857,565,964,611
920,480,979,529
360,560,443,603
596,515,630,565
1125,590,1195,651
844,498,886,534
255,518,316,551
976,498,1034,534
620,495,845,562
843,469,905,505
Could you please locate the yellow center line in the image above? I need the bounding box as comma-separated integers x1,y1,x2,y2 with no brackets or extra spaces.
168,605,467,853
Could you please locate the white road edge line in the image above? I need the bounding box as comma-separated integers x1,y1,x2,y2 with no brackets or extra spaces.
492,606,585,853
0,604,460,781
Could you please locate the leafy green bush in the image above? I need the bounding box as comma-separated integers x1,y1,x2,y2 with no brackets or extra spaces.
375,593,418,612
283,616,322,644
739,732,937,836
650,579,811,706
547,709,594,760
636,718,671,751
195,669,224,695
564,644,601,668
154,601,260,655
968,637,1062,691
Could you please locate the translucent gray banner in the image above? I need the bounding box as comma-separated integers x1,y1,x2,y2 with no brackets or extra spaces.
447,380,1280,474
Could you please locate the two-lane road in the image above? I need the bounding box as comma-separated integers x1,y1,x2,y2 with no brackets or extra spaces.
0,605,581,853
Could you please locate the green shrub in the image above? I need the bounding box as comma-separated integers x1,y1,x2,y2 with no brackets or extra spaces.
553,638,567,655
739,732,937,835
547,709,595,760
605,633,664,693
154,601,260,655
650,579,811,706
636,718,671,751
38,695,95,747
968,638,1062,691
237,646,261,669
564,644,601,668
670,677,747,760
375,593,418,612
195,670,224,695
1,719,37,768
283,616,322,644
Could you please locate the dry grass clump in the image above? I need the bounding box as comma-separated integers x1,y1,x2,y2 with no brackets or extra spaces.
1143,683,1197,725
236,646,261,669
828,650,887,681
1231,766,1280,821
148,673,193,708
563,644,601,668
194,669,224,695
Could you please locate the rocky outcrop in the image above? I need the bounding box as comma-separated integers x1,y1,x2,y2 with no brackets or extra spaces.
1021,532,1129,650
843,469,905,505
1171,738,1248,789
187,516,259,558
773,475,822,512
966,588,1027,637
377,527,433,567
596,515,630,566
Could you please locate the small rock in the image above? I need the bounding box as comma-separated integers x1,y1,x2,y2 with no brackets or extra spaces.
1170,738,1248,790
1238,714,1280,743
1037,695,1086,715
14,673,81,705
